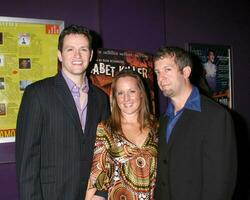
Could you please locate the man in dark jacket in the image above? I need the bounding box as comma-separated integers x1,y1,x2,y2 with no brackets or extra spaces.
153,46,237,200
16,25,110,200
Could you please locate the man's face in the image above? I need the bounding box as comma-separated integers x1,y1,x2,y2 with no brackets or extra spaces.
154,56,186,98
58,34,93,78
207,51,215,63
21,60,28,67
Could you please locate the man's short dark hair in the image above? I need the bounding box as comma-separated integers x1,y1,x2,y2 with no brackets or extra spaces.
58,24,92,52
154,46,193,71
207,49,215,56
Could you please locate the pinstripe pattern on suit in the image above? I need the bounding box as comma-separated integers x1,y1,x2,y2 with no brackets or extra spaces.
16,72,110,200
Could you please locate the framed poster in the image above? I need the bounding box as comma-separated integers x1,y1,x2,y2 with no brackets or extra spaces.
0,16,64,148
90,48,156,113
187,43,233,108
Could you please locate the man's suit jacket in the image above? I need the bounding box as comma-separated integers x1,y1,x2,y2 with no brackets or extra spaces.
154,95,237,200
16,72,110,200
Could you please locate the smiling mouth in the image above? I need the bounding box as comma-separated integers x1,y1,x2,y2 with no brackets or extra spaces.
124,103,133,107
72,61,82,65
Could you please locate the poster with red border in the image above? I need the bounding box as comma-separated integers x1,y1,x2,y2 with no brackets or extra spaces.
90,48,156,113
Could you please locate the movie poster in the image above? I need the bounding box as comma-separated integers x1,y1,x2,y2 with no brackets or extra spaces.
187,43,233,108
0,17,64,143
90,48,155,112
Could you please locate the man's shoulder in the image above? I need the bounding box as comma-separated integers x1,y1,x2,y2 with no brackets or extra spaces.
201,94,219,107
88,83,110,113
200,94,230,115
25,75,56,91
89,83,108,97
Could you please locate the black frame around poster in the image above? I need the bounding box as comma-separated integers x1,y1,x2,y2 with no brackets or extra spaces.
187,43,233,109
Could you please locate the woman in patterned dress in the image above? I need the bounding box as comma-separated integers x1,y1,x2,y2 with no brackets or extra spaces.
85,70,158,200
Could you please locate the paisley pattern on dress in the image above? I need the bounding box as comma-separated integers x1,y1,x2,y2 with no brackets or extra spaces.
88,122,158,200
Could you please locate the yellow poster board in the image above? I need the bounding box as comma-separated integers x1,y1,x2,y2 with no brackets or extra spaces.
0,16,64,143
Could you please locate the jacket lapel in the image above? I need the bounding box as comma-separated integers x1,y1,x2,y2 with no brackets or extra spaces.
82,84,95,138
54,72,82,130
159,116,168,148
167,109,196,151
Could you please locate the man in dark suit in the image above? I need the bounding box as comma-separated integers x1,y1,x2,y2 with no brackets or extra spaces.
153,47,237,200
16,25,110,200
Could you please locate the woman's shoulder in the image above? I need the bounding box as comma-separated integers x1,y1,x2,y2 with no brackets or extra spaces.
97,122,111,134
96,122,114,146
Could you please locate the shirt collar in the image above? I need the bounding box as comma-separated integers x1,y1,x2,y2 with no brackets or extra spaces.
166,86,201,117
184,86,201,112
61,71,89,94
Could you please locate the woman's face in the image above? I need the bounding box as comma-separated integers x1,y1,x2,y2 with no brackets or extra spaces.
115,76,142,117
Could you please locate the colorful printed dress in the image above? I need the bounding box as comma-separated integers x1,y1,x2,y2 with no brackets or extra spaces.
88,122,158,200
